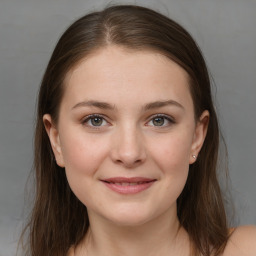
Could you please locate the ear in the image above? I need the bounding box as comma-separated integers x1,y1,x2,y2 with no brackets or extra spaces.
43,114,65,167
189,110,209,164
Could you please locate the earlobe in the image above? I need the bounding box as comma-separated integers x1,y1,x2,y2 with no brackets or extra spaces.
189,110,209,164
43,114,65,167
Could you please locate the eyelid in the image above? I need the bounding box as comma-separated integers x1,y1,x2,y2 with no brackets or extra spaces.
81,113,175,128
145,113,175,127
81,114,110,128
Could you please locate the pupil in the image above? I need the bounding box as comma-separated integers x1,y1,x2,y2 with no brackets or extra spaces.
92,117,103,126
153,117,164,126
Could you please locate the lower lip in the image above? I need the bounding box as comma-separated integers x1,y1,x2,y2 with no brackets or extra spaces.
102,181,155,194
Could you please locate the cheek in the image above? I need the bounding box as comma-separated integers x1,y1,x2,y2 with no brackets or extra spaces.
63,139,96,173
59,131,109,191
150,132,193,173
145,133,192,213
148,131,193,195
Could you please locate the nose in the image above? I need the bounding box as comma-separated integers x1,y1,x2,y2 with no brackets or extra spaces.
110,125,146,168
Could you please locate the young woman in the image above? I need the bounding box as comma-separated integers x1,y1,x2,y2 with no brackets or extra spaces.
20,5,256,256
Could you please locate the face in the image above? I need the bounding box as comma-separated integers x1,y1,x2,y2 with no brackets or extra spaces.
44,46,208,227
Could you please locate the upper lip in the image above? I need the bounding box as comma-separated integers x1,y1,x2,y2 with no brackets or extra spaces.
101,177,157,183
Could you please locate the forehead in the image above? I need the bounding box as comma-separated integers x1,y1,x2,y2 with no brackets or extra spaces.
62,46,193,111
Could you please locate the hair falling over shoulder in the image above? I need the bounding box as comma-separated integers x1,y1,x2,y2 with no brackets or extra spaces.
19,5,230,256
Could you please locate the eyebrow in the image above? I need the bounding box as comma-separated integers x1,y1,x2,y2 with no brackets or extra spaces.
72,99,184,111
143,100,184,111
72,100,116,110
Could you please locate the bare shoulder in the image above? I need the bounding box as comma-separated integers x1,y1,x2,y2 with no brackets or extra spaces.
67,246,75,256
223,225,256,256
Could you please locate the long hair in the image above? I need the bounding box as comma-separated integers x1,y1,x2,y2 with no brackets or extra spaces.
20,5,229,256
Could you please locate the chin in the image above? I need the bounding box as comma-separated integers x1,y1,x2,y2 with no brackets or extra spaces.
103,207,158,227
110,216,152,227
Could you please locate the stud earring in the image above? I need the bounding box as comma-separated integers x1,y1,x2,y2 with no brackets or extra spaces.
192,155,197,159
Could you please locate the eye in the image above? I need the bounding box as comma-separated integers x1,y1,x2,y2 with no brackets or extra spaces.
146,114,175,127
82,114,108,127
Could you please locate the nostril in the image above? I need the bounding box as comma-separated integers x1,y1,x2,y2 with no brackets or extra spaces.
110,136,147,167
114,158,143,168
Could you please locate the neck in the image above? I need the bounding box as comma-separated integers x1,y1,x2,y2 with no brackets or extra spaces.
76,206,190,256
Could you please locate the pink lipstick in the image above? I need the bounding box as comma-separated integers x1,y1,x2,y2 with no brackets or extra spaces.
100,177,156,194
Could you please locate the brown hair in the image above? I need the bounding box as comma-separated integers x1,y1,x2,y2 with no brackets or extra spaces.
20,5,229,256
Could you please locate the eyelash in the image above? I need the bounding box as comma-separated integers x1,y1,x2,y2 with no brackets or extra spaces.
81,114,109,129
146,114,175,127
81,114,175,129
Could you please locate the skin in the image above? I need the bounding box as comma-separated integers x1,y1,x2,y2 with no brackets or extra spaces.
223,226,256,256
43,46,256,256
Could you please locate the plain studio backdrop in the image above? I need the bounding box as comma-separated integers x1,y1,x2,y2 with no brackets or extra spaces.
0,0,255,255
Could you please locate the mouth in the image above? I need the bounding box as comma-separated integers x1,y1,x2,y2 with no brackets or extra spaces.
100,177,157,194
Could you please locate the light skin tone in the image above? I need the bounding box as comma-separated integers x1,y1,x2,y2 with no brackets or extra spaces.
44,46,256,256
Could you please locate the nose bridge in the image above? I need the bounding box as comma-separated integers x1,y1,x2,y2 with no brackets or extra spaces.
111,122,146,167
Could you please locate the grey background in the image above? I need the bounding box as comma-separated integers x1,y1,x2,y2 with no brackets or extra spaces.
0,0,255,255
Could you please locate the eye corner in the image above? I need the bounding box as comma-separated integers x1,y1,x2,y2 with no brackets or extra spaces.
81,114,111,129
145,114,176,128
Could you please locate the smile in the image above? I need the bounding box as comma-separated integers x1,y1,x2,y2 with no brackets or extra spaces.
100,177,157,194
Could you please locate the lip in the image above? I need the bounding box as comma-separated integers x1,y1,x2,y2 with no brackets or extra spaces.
100,177,157,194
